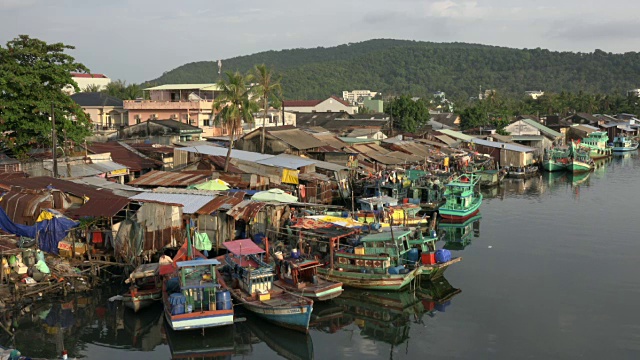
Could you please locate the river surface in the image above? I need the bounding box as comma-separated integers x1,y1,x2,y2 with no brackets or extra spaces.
4,152,640,359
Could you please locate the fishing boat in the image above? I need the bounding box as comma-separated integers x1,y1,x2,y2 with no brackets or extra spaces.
566,140,593,173
542,148,569,172
611,135,639,152
439,173,482,223
217,239,314,333
160,230,235,331
408,175,446,212
580,131,612,159
271,249,344,301
355,200,429,229
473,169,506,187
506,164,539,178
122,263,162,313
316,229,422,291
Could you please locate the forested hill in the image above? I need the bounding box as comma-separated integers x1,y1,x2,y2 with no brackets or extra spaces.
146,39,640,100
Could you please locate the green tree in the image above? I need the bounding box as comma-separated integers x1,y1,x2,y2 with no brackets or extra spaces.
253,64,281,154
101,80,142,100
385,95,430,133
0,35,92,155
213,71,259,171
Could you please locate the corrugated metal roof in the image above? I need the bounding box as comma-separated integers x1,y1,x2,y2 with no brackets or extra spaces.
437,129,476,141
227,200,267,220
129,192,214,214
434,134,457,146
511,135,545,141
470,138,535,152
70,177,148,197
178,145,274,162
520,118,563,138
196,191,246,215
87,142,160,171
255,154,316,169
128,170,208,187
66,197,130,218
266,128,327,150
312,159,348,171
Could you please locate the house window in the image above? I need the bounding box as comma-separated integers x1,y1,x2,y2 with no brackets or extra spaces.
203,118,211,127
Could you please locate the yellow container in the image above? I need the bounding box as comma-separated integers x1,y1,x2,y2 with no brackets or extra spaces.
354,247,365,255
258,290,271,301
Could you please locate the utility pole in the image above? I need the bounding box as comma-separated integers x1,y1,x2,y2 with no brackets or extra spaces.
50,103,58,178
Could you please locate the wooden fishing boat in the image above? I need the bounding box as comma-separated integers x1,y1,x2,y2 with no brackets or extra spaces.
272,250,344,301
611,135,639,152
506,165,539,178
439,174,482,223
355,200,429,229
122,263,162,313
567,140,593,173
217,239,314,333
473,169,506,187
160,232,235,331
542,148,569,172
580,131,612,159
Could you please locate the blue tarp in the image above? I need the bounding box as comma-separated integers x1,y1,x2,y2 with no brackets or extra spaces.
0,207,78,255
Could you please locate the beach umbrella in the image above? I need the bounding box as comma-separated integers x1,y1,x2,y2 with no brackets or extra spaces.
251,188,298,203
191,179,230,191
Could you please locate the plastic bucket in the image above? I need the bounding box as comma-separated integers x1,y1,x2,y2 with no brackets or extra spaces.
215,290,233,310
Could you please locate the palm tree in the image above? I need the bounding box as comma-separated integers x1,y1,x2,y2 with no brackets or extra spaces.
213,71,259,172
83,84,101,92
253,64,281,154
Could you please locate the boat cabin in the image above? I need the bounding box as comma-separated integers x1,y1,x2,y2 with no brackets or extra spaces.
223,239,275,296
274,255,320,290
443,174,479,211
173,259,222,313
357,196,398,212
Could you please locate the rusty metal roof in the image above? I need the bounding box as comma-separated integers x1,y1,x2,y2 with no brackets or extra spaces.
128,170,208,187
227,200,267,221
87,142,161,172
130,192,213,214
196,191,246,215
66,197,131,219
0,188,55,224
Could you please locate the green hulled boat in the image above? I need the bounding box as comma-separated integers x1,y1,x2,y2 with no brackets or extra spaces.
439,173,482,223
542,148,569,172
581,131,612,159
567,141,593,173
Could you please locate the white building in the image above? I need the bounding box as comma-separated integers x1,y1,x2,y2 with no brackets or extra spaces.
64,73,111,94
525,90,544,99
628,89,640,97
283,96,357,114
342,90,378,105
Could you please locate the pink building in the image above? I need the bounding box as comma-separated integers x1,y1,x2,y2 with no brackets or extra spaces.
124,84,230,138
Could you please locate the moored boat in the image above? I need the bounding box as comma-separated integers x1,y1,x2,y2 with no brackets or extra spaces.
122,263,162,313
567,140,593,173
271,249,344,301
611,135,639,152
439,173,482,223
580,131,612,159
542,148,569,172
218,239,314,333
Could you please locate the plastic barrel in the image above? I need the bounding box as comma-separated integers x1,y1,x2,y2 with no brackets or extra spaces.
215,290,233,310
408,249,419,264
171,304,185,315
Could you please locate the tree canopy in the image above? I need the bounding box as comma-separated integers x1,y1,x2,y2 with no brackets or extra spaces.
385,95,430,133
145,39,640,100
0,35,92,156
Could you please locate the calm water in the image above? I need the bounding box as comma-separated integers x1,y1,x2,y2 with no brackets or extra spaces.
5,152,640,359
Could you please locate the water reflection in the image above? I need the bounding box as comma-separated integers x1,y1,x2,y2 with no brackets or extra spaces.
321,277,461,350
164,321,254,360
439,215,481,251
243,313,314,360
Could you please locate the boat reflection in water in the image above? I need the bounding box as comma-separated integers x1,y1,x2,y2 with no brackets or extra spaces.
164,321,254,360
325,277,461,347
567,172,591,187
439,214,481,251
243,311,314,360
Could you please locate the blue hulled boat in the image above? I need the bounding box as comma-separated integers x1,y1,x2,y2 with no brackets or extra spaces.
217,239,313,333
611,135,639,152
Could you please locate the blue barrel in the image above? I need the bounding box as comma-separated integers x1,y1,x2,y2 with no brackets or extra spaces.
408,248,419,264
388,265,405,275
171,304,185,315
215,290,232,310
435,249,452,263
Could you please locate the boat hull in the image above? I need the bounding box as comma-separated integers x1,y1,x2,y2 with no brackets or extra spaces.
612,145,639,152
273,280,344,301
242,301,313,333
122,293,161,313
439,194,482,223
420,257,462,280
164,307,235,331
567,160,592,173
588,148,612,159
318,267,420,291
542,160,566,172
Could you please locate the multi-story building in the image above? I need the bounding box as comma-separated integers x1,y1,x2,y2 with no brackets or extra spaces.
342,90,378,105
123,84,231,138
64,73,111,94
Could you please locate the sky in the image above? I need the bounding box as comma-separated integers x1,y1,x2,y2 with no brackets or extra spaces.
1,0,639,84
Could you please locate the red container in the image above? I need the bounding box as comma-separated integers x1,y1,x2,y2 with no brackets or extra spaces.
402,198,409,204
422,252,436,265
422,300,436,311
